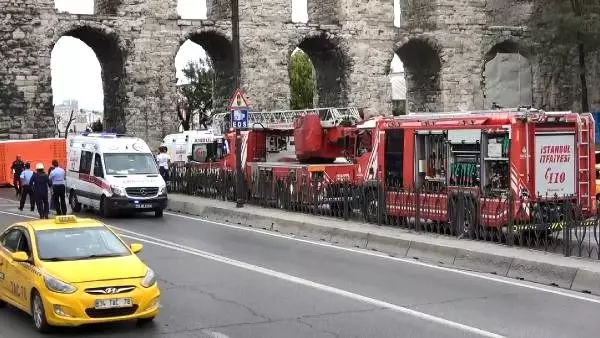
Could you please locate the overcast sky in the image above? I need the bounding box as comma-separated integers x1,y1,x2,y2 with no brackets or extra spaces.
51,0,402,112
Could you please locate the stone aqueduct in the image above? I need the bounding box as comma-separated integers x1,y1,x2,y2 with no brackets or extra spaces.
0,0,598,146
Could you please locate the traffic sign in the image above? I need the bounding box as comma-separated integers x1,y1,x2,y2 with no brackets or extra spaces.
228,88,250,110
232,109,249,129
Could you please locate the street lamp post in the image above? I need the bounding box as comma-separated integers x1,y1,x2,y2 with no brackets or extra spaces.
231,0,244,208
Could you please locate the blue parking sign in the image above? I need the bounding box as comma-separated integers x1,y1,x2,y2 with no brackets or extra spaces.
232,109,248,129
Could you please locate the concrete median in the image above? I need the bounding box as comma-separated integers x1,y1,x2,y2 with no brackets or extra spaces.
167,194,600,296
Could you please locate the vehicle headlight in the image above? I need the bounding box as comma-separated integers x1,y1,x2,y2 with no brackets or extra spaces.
158,186,167,195
111,185,126,196
141,268,156,288
44,274,77,294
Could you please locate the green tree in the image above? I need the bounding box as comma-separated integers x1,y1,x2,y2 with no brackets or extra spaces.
89,119,103,132
530,0,600,112
289,50,315,110
178,58,214,130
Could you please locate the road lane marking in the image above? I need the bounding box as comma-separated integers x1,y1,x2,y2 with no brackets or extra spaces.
115,232,505,338
2,208,600,305
161,211,600,304
0,209,503,337
4,208,600,305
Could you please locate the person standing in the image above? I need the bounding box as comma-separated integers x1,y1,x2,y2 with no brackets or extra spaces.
48,159,67,216
48,162,56,212
156,146,171,182
11,155,25,196
18,162,35,212
30,163,50,219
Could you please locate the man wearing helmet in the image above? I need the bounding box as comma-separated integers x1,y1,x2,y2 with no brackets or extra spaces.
30,162,50,219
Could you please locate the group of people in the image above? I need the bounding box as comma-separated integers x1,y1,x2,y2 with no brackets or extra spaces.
11,155,68,219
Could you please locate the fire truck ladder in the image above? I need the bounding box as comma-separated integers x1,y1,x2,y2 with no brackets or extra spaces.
577,113,592,209
403,107,538,121
210,107,362,134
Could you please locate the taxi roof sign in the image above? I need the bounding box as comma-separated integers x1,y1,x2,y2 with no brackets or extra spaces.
55,215,78,224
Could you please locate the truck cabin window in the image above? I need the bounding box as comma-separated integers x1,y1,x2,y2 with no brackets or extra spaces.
191,142,224,163
356,130,372,156
103,153,159,175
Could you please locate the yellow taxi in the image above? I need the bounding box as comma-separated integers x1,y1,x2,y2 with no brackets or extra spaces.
0,215,160,333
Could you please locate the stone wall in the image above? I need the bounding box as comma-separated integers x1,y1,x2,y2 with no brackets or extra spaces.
0,0,597,145
0,0,55,139
95,0,121,15
207,0,231,20
307,0,341,24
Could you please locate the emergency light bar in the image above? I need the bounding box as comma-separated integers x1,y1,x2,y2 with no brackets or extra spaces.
80,132,135,138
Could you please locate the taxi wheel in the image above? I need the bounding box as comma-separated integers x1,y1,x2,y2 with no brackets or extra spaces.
31,290,51,333
0,297,5,307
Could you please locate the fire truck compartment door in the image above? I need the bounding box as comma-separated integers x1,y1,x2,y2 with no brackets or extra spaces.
448,130,481,144
534,133,576,197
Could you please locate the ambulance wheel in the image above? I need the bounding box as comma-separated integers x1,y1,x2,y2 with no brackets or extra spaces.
154,209,164,218
100,197,111,218
31,289,51,333
69,190,82,213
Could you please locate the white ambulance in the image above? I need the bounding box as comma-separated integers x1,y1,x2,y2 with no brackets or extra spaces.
162,129,227,164
65,133,167,218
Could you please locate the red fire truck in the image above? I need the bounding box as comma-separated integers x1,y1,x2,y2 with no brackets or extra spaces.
353,108,596,231
211,107,364,208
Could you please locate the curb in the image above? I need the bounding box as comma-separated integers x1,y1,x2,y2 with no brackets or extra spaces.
166,198,600,296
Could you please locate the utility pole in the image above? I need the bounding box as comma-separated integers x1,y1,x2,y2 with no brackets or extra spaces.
231,0,244,208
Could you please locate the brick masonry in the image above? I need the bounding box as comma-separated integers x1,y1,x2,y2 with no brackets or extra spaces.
0,0,598,147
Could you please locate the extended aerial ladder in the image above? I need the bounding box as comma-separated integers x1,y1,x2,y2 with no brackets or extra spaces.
210,107,363,135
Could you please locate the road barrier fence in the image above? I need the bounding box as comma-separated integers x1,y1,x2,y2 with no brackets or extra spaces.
168,164,600,260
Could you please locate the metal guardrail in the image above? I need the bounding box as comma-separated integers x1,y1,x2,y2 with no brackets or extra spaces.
167,164,600,260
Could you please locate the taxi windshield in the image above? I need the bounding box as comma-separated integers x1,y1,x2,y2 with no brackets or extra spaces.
103,153,159,175
35,226,131,261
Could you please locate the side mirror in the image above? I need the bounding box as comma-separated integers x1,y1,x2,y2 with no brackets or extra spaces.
11,251,29,262
130,243,143,254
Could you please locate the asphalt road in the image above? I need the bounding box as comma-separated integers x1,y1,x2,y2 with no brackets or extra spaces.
1,190,600,337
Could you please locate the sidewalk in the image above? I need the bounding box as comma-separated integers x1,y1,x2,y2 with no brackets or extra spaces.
167,193,600,296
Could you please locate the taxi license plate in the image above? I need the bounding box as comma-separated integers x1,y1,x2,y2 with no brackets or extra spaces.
135,204,152,209
95,298,133,309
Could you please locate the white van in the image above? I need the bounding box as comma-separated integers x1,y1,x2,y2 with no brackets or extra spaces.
162,129,227,164
66,133,167,218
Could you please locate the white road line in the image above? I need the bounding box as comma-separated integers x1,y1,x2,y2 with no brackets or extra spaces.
162,211,600,305
0,209,503,337
115,232,505,338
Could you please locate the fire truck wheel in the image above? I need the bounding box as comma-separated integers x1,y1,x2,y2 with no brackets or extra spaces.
363,189,379,223
276,181,286,209
447,193,460,235
462,194,478,237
